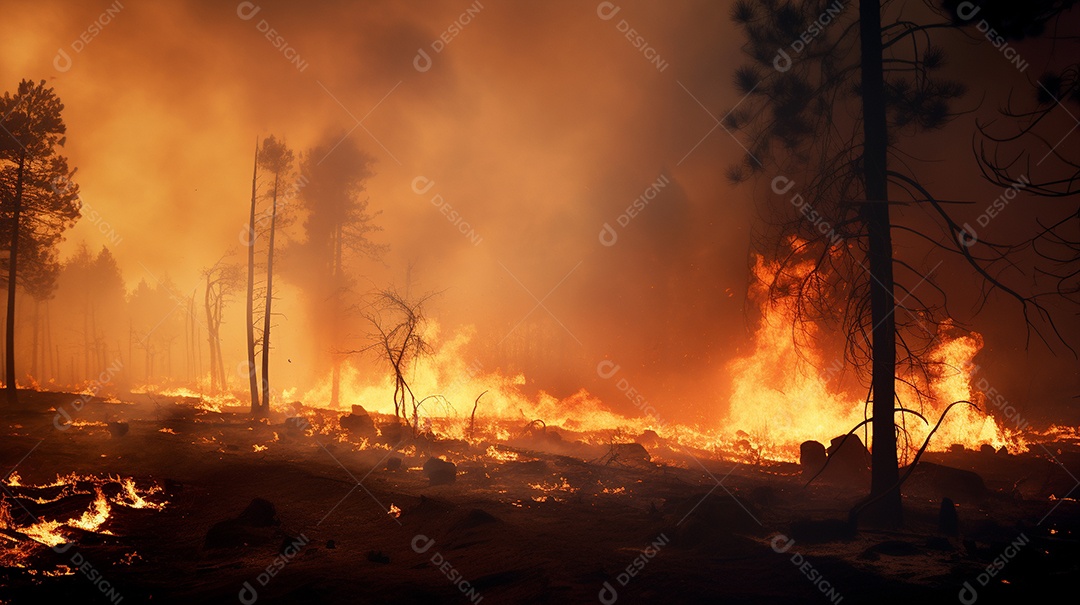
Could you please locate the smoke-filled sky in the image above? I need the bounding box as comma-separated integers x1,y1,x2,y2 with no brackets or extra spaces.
2,0,1078,424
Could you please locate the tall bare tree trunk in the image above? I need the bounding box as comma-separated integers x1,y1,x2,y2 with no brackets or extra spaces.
260,173,280,415
215,293,226,392
247,142,260,415
30,300,39,382
5,152,26,405
859,0,902,527
329,224,343,408
205,274,218,393
44,301,53,381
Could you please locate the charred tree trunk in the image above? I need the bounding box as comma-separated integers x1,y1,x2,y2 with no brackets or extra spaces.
215,291,226,391
246,142,261,415
859,0,902,528
30,300,39,382
205,274,218,393
4,152,25,405
259,174,280,415
44,301,53,381
329,223,344,408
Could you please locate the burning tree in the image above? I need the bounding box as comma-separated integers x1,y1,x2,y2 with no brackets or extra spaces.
0,79,80,404
726,0,1076,526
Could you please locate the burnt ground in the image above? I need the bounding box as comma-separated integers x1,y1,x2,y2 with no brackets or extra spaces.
0,390,1077,604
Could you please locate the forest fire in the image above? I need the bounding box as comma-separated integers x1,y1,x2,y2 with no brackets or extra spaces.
2,1,1079,602
726,254,1021,461
0,472,166,569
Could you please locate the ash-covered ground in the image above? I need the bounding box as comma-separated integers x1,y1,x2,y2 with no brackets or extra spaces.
0,390,1077,604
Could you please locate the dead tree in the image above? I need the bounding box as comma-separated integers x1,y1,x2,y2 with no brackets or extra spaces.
203,257,240,394
255,135,295,416
356,289,436,428
727,0,1075,527
975,64,1080,313
245,140,260,415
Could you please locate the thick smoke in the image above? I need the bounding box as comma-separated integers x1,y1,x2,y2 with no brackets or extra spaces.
1,0,1076,425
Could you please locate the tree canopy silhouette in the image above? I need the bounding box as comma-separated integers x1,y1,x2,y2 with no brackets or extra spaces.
0,79,80,404
727,0,1076,527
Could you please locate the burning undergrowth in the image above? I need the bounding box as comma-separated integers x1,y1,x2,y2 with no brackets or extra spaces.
0,472,166,572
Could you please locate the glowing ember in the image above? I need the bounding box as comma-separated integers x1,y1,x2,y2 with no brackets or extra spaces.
21,519,68,548
0,472,167,564
388,503,402,518
68,488,112,533
485,446,519,462
131,384,238,413
528,477,574,494
114,477,166,510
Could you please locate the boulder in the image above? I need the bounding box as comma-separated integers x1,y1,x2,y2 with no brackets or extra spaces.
236,498,279,527
822,434,871,485
790,518,856,544
799,441,827,476
340,406,377,439
204,498,280,549
938,497,960,536
604,443,651,466
367,550,390,564
637,430,662,449
283,417,310,435
378,420,409,445
423,457,457,486
903,462,988,503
